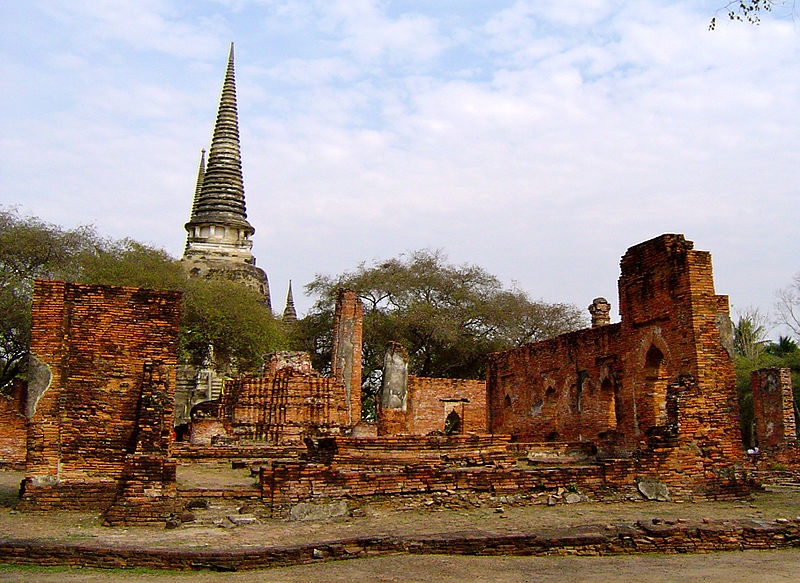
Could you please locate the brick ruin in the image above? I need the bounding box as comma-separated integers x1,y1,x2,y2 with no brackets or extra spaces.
177,289,363,446
378,342,487,436
0,380,26,469
5,235,800,523
331,289,363,425
486,234,746,499
19,280,182,524
751,368,797,449
745,368,800,484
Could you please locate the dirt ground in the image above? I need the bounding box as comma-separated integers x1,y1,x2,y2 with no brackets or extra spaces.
2,550,800,582
3,468,800,581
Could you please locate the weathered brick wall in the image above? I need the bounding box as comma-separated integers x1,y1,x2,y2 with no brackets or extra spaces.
751,368,796,448
260,461,616,509
486,235,745,498
21,280,181,511
0,380,27,469
305,435,515,468
404,377,487,435
331,289,363,424
222,370,351,444
488,325,621,441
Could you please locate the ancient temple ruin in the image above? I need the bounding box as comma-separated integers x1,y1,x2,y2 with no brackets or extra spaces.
3,47,800,526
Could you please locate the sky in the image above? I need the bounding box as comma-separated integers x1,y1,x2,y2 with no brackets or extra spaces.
1,1,798,335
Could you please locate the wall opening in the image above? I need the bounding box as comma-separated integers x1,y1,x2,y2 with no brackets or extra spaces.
600,377,617,430
444,409,462,435
642,344,668,429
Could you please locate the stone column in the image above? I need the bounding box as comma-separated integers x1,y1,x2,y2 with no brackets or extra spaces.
332,289,363,424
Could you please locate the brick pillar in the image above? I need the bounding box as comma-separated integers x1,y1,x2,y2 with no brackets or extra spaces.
751,368,796,448
332,289,363,424
588,297,611,327
378,342,408,435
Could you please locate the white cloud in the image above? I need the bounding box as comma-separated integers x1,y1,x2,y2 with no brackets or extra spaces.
2,0,799,320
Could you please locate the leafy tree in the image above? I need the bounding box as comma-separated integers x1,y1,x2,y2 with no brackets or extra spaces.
302,249,585,416
733,307,770,360
180,279,284,372
0,207,283,390
0,208,97,389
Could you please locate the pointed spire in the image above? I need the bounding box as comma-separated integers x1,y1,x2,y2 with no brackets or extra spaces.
282,280,298,322
190,149,206,217
186,42,253,233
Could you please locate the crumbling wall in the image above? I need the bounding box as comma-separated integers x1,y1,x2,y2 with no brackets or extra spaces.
377,342,487,436
20,280,181,512
486,235,745,499
222,369,351,443
0,380,27,469
488,325,621,442
751,368,796,448
402,377,487,435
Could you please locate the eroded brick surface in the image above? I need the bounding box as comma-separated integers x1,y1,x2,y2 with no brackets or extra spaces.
485,235,745,499
0,380,26,469
751,368,796,449
379,377,487,436
222,370,352,444
20,280,181,517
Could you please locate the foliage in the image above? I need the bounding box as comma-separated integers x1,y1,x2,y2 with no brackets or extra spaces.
734,337,800,447
710,1,789,29
302,249,585,416
0,207,282,390
180,279,283,372
732,307,770,360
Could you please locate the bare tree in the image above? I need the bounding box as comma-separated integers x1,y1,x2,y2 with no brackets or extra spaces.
776,272,800,341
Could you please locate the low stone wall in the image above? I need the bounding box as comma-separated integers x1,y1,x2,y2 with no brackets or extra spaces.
305,435,515,468
1,519,799,571
171,443,304,462
260,461,626,511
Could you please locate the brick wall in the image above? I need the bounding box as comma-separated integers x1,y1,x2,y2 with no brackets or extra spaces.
486,235,745,498
0,380,27,469
401,377,487,435
751,368,796,448
222,369,351,444
20,280,181,513
487,325,621,441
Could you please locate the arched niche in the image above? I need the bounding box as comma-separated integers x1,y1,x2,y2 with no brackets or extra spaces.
444,409,462,435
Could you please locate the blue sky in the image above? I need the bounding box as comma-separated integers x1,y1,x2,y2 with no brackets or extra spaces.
1,1,798,334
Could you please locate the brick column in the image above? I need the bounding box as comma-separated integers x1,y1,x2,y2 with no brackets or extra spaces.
751,368,796,448
332,289,363,424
